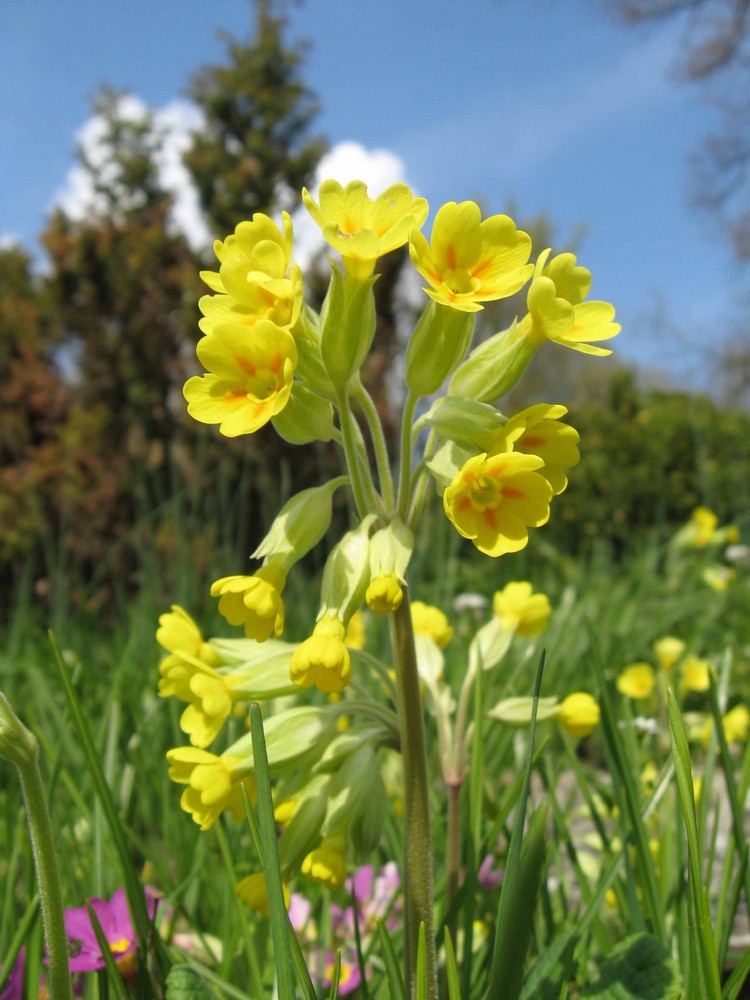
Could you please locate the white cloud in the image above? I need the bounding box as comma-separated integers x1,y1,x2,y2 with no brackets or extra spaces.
52,95,211,251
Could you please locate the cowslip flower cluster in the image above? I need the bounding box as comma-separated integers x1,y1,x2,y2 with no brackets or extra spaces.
161,177,618,970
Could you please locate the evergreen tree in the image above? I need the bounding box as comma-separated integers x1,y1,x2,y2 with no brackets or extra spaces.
185,0,327,233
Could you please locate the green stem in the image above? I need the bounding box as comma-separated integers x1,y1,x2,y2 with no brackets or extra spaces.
389,592,438,999
336,388,380,516
0,694,73,1000
406,429,439,530
446,779,462,948
397,393,419,520
351,379,396,510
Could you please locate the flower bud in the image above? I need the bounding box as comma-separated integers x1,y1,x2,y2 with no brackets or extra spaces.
319,262,377,390
272,382,335,444
365,518,414,614
253,478,348,566
487,696,561,727
422,395,506,452
449,319,538,402
405,301,475,397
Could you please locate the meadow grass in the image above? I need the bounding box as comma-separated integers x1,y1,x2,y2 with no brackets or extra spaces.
1,500,749,998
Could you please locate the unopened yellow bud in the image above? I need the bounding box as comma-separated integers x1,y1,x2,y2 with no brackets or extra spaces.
366,572,403,613
556,693,600,737
290,616,352,693
301,834,347,890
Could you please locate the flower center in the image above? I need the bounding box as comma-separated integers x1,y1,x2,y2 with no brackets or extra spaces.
469,476,499,510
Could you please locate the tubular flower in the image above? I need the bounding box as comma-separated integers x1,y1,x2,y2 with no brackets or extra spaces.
556,693,600,737
184,320,298,437
410,601,453,648
290,614,352,693
211,559,287,641
302,179,428,278
492,581,551,637
490,403,580,495
443,451,553,557
522,249,620,356
301,833,348,890
158,655,240,749
157,606,220,669
616,662,656,700
166,748,255,830
409,200,533,312
366,572,403,613
235,873,290,918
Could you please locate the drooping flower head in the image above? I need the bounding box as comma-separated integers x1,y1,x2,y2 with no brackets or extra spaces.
166,748,255,830
653,635,685,672
681,655,711,694
410,601,453,648
302,179,429,278
409,201,533,312
301,833,348,890
443,451,553,557
211,559,287,641
490,403,580,495
492,581,551,636
184,320,298,437
290,615,352,693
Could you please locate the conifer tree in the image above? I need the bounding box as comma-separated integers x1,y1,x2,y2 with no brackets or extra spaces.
185,0,327,233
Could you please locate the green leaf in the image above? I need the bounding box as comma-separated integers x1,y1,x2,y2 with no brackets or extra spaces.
443,930,461,1000
580,933,682,998
165,965,218,999
376,919,407,1000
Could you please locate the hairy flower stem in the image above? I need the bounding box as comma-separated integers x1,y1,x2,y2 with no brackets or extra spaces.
446,779,462,948
390,593,438,999
0,694,73,1000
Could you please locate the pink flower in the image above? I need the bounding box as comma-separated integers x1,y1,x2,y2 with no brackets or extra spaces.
64,887,157,974
0,948,26,1000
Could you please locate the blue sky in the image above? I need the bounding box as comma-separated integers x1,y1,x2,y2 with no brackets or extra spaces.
1,0,743,388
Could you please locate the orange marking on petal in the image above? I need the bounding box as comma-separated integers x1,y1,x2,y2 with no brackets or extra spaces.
501,486,525,500
520,435,545,447
225,389,249,401
483,509,498,529
269,351,283,374
445,244,457,270
235,355,257,377
458,497,472,512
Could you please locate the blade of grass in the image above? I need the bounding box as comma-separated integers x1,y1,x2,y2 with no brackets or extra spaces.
0,895,39,995
443,929,461,1000
667,688,721,999
377,918,407,1000
248,703,295,1000
85,901,131,1000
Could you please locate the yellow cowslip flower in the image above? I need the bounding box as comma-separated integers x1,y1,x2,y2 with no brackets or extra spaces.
166,748,255,830
302,179,428,278
489,403,580,495
159,657,240,749
681,655,711,694
235,873,290,918
344,609,366,650
273,798,297,826
653,636,685,672
692,506,718,547
409,201,532,313
211,561,286,641
301,833,348,890
616,662,656,700
157,606,220,668
556,693,600,737
443,451,553,558
521,249,619,356
290,615,352,693
366,572,404,613
411,601,453,648
492,581,551,637
184,321,298,437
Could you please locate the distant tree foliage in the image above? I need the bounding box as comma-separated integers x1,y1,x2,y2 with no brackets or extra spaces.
613,0,750,260
185,0,327,233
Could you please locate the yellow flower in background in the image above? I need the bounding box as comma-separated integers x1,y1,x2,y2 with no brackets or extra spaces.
159,658,239,748
616,662,656,700
235,873,290,917
522,249,620,356
184,321,297,437
301,834,348,889
411,601,453,648
290,615,352,693
443,451,552,557
692,506,718,547
344,609,366,650
702,565,735,592
490,403,580,495
723,704,750,744
157,606,220,668
681,655,711,694
653,636,685,672
210,562,286,641
409,201,532,312
302,179,428,278
166,748,254,830
492,581,551,637
556,693,600,737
